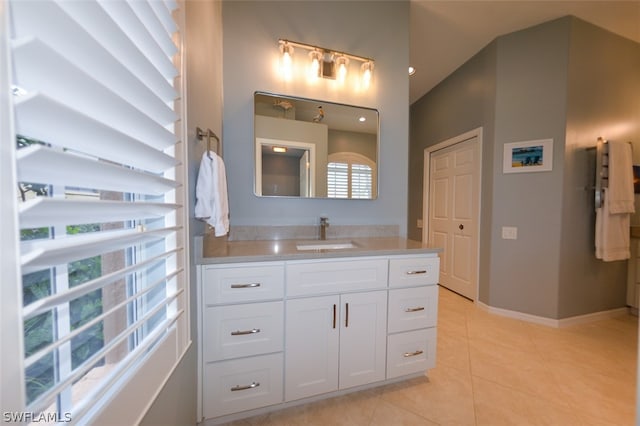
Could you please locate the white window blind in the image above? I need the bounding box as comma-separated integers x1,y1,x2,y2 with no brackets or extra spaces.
6,0,188,424
327,162,349,198
327,153,376,199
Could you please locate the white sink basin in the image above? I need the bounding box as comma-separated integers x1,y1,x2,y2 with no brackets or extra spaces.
296,240,357,251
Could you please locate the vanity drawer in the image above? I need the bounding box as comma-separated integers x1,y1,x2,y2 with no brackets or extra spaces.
388,286,438,333
202,263,285,305
389,256,439,287
386,328,436,379
203,353,283,419
203,301,284,362
286,258,388,297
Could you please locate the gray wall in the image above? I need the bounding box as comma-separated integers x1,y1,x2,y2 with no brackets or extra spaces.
558,18,640,318
410,16,640,319
488,18,570,318
223,1,409,229
262,153,301,197
140,1,223,424
329,129,377,163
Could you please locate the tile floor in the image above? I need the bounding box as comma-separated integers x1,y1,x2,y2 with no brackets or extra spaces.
224,287,638,425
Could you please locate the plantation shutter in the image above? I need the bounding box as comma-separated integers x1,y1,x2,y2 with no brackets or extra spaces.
9,0,188,424
351,163,373,199
327,156,374,199
327,162,349,198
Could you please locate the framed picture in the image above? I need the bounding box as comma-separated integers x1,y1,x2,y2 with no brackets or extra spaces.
503,139,553,173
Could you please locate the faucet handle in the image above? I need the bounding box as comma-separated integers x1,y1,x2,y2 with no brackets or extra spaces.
320,216,329,225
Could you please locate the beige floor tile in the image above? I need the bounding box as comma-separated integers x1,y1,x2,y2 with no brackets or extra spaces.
381,365,476,425
437,327,471,373
473,375,585,426
466,311,539,353
547,359,636,425
468,338,568,406
528,323,637,383
369,400,438,426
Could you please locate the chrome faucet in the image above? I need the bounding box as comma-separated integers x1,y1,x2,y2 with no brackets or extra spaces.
319,217,330,240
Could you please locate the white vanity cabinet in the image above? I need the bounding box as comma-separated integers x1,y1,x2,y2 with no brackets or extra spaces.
199,262,286,419
198,253,439,424
387,257,439,378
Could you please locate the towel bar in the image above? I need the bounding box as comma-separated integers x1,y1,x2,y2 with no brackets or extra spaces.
196,127,222,159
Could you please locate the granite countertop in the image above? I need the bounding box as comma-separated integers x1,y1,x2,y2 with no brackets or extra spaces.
196,236,442,264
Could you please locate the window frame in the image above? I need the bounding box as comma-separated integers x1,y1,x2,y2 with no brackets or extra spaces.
327,152,377,199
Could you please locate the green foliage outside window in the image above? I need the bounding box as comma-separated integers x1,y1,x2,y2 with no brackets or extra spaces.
19,137,105,404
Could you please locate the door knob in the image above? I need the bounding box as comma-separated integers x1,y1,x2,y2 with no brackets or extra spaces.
459,224,464,230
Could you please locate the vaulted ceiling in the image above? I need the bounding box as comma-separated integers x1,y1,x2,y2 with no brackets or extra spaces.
410,1,640,104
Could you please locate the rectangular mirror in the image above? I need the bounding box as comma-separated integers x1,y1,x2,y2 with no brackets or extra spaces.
254,92,378,199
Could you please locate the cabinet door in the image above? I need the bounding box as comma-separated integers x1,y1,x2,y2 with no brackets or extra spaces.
285,295,339,401
339,291,387,389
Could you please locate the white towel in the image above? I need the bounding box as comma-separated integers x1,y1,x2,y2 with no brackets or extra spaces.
596,188,631,261
195,151,229,237
607,141,635,214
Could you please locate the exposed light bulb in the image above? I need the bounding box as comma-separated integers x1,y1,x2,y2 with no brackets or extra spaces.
309,50,323,79
361,61,374,89
280,42,293,81
335,55,348,83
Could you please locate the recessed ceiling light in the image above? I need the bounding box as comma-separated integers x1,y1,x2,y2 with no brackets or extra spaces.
273,146,287,153
358,116,366,122
408,66,416,76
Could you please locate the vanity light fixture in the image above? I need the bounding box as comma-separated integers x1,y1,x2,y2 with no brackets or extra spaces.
278,39,374,88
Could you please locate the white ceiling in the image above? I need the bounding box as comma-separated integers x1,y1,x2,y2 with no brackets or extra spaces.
409,0,640,104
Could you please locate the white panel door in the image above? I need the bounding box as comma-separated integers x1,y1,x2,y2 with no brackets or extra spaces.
285,295,339,401
428,136,480,300
339,291,387,389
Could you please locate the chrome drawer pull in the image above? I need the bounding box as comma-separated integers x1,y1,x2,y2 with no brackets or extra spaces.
230,381,260,392
406,270,427,275
230,283,261,289
405,307,425,313
404,350,424,357
231,328,261,336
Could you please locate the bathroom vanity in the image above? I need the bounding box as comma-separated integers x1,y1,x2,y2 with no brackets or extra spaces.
196,237,441,424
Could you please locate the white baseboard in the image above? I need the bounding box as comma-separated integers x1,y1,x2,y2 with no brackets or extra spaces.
476,301,631,328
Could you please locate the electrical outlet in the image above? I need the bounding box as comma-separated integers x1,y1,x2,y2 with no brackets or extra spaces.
417,219,423,229
502,226,518,240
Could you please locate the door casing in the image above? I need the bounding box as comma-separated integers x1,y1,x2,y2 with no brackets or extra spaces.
422,127,482,301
